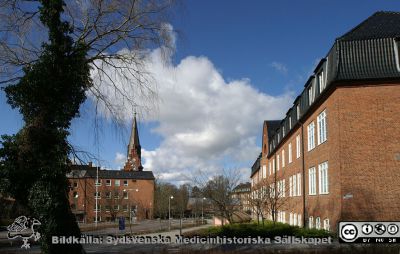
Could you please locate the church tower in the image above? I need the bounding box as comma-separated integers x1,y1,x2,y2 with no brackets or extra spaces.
124,114,143,171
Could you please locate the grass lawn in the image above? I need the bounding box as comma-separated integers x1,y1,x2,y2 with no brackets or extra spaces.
184,221,335,238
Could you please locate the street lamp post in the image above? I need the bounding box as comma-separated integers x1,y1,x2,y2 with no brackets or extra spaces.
201,197,206,225
169,195,174,231
123,188,138,234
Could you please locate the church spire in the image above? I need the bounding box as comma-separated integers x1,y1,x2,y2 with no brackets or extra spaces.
124,113,143,171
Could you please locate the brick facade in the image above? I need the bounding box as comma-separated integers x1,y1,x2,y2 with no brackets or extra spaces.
251,83,400,231
250,12,400,232
68,169,154,223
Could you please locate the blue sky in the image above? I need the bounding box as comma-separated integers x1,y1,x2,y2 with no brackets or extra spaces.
1,1,399,184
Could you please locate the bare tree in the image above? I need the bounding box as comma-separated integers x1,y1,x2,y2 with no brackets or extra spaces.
154,181,176,219
249,171,289,225
194,168,241,225
0,0,178,124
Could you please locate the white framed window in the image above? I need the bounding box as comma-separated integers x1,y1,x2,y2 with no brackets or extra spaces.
283,126,285,137
309,167,316,195
95,179,101,186
297,173,301,196
123,205,129,212
277,155,280,171
395,38,400,72
114,205,119,211
316,217,321,229
296,135,301,158
282,211,286,223
114,191,120,199
289,116,292,129
106,179,111,186
308,84,315,105
123,180,128,186
94,205,101,212
278,133,280,142
282,150,285,168
106,191,111,199
289,176,293,197
123,192,128,199
288,143,292,163
317,110,327,145
309,216,314,228
281,179,285,197
318,71,326,92
262,165,267,178
269,161,272,175
292,174,297,197
293,213,297,226
290,212,293,225
298,214,302,227
307,122,315,151
94,191,101,199
272,159,275,173
115,180,120,186
318,161,329,194
73,191,78,198
296,104,300,120
323,218,330,231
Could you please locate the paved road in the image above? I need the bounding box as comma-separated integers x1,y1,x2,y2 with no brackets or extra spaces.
0,219,209,254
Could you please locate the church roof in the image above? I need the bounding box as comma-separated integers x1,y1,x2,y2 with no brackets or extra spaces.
68,164,154,180
127,114,141,158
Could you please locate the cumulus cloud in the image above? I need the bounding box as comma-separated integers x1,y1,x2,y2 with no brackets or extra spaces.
270,61,288,74
89,27,294,184
114,152,126,167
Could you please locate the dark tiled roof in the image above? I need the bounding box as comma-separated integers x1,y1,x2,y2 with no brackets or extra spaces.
250,153,261,177
338,11,400,41
233,182,251,192
265,120,281,140
266,11,400,157
68,164,154,180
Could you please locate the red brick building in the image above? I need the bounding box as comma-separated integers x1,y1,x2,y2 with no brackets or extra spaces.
250,12,400,231
67,115,155,223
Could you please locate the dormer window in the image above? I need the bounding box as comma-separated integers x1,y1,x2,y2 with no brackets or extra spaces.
318,70,326,92
394,38,400,72
289,116,292,129
296,104,300,120
282,126,285,137
308,84,315,106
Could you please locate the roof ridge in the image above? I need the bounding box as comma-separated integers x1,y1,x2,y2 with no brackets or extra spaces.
338,11,400,41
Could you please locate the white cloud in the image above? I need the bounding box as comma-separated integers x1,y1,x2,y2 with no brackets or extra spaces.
89,27,294,184
114,152,126,167
270,61,288,74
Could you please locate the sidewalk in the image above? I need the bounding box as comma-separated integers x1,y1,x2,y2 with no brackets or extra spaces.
140,224,210,241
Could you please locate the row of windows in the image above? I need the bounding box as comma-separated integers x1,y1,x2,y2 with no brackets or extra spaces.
95,179,129,187
254,160,328,198
307,110,327,151
94,191,129,199
269,65,327,153
309,216,330,231
92,204,131,212
276,212,330,231
268,134,302,177
308,161,329,195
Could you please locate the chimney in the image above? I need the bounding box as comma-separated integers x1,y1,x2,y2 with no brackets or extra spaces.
88,161,93,167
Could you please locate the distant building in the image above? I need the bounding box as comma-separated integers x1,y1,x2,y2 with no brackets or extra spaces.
231,182,251,214
250,12,400,231
67,114,155,223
